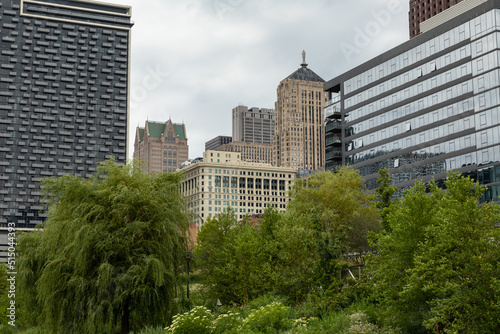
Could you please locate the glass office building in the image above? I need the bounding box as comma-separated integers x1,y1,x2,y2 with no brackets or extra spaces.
325,0,500,201
0,0,133,227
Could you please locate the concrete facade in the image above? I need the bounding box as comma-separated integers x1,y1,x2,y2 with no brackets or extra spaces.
217,141,274,164
232,105,275,144
180,150,297,231
420,0,488,34
205,135,232,151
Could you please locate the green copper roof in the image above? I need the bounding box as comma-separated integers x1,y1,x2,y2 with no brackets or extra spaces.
137,121,186,141
173,124,186,140
147,122,167,138
138,128,145,141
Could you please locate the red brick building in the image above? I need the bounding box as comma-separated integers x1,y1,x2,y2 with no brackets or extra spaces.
409,0,463,38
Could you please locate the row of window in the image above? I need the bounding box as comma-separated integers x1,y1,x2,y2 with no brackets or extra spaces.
346,63,473,123
344,10,497,94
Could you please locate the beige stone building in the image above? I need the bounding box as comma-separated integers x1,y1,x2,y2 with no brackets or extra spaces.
134,120,188,173
217,141,273,164
180,150,297,231
274,53,328,170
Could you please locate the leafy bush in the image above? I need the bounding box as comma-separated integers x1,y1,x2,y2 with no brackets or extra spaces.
211,311,241,334
287,312,350,334
165,306,212,334
347,312,380,334
239,302,292,333
0,325,15,334
246,294,289,311
135,326,165,334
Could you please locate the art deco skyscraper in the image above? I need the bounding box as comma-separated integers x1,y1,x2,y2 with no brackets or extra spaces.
274,52,327,170
0,0,133,228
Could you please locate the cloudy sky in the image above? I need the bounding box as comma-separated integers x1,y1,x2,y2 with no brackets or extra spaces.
104,0,410,159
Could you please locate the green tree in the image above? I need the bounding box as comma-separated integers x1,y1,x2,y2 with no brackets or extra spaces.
271,211,323,301
273,167,381,301
195,209,270,305
375,168,397,231
17,159,190,334
368,173,500,333
287,167,381,254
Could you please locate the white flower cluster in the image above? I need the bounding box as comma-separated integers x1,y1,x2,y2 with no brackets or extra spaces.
211,310,241,333
164,306,213,334
239,302,291,331
347,312,380,334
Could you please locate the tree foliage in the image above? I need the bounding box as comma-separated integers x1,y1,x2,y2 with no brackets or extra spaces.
195,209,270,305
287,167,381,254
375,168,398,231
368,173,500,333
195,167,382,305
275,167,381,300
17,159,191,334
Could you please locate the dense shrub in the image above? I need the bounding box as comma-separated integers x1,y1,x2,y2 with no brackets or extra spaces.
211,311,241,334
239,302,292,333
165,306,212,334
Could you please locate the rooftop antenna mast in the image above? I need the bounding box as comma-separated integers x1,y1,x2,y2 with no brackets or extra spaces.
301,50,308,68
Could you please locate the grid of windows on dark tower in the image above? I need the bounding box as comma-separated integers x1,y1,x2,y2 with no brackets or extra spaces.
0,0,132,227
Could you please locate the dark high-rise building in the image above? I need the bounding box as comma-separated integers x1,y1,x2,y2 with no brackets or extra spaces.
325,0,500,202
205,135,232,151
409,0,463,38
0,0,133,228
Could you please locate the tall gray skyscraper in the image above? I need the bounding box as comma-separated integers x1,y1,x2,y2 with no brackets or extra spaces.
232,105,274,144
0,0,133,228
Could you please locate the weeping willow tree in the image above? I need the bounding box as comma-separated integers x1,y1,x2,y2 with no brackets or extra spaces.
17,159,191,334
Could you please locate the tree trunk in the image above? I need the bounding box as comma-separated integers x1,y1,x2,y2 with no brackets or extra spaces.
121,301,130,334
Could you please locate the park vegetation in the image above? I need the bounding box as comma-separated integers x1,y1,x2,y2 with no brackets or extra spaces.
0,163,499,333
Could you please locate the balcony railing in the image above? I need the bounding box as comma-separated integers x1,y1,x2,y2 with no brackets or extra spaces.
325,104,341,118
326,121,342,132
326,136,341,146
325,95,341,108
326,150,342,160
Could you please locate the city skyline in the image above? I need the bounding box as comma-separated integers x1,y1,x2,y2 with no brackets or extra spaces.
102,0,409,159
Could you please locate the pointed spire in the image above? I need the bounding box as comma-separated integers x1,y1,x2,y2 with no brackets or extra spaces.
301,50,308,68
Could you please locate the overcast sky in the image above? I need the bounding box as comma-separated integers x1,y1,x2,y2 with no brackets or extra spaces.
104,0,410,159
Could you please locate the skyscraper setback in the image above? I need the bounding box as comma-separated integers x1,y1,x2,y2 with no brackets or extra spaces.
0,0,133,227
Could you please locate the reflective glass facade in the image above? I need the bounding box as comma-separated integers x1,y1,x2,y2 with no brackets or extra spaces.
0,0,133,227
325,2,500,201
